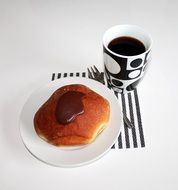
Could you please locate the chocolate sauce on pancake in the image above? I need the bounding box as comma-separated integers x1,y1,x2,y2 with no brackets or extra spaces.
56,91,85,124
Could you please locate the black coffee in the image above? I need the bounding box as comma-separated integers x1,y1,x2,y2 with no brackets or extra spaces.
108,36,146,56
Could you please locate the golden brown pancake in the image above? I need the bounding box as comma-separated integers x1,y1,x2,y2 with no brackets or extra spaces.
34,84,110,146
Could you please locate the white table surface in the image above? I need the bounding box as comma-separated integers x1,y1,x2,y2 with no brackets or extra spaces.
0,0,178,189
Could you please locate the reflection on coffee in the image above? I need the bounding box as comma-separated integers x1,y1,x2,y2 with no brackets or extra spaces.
108,36,146,56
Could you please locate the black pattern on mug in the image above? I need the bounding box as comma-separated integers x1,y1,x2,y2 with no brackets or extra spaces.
103,45,151,92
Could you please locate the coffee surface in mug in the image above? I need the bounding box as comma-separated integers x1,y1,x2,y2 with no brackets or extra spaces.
108,36,146,56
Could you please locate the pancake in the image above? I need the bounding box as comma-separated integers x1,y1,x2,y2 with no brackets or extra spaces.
34,84,110,146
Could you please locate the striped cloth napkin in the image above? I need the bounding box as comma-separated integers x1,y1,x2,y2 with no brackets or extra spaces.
51,71,145,149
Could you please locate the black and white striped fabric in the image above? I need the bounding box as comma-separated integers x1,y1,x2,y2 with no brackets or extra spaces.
51,72,145,149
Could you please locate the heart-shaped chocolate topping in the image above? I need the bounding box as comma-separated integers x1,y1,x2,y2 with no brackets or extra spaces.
56,91,85,124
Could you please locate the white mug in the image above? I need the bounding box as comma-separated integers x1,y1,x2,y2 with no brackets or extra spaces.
103,25,152,93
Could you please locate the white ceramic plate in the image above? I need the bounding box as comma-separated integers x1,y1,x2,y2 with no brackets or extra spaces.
19,77,122,167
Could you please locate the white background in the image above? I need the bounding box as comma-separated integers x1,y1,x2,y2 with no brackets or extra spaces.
0,0,178,189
